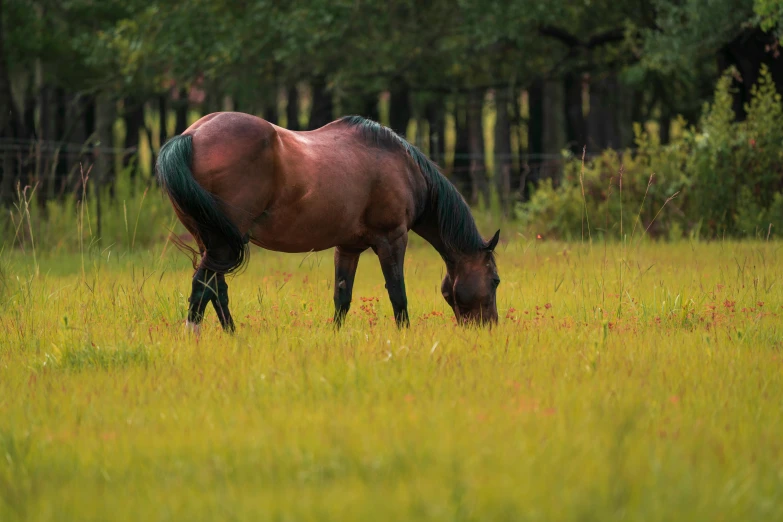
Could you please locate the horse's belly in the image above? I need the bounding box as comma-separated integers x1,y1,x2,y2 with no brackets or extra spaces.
248,210,364,253
246,164,410,253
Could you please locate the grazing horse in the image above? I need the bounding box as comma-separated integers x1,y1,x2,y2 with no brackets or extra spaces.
156,112,500,332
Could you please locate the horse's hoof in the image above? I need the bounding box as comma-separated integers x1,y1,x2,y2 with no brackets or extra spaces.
185,320,201,335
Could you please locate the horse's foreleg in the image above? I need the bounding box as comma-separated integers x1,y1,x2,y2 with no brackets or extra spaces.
210,273,235,333
376,233,410,328
333,247,361,328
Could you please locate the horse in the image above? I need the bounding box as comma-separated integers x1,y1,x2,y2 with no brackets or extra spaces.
155,112,500,332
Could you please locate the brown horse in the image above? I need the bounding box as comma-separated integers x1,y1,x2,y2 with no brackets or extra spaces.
156,112,500,332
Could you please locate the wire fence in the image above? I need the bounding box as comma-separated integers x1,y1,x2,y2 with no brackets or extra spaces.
0,138,139,203
0,137,613,208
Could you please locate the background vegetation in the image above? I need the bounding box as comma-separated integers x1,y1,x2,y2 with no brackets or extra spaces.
1,0,783,244
3,3,783,520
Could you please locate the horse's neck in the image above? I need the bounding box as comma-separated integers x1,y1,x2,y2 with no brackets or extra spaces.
412,207,457,270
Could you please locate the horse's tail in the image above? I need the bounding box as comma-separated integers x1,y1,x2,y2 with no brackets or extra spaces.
156,134,248,274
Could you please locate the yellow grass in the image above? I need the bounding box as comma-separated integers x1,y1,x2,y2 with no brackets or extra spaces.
1,237,782,521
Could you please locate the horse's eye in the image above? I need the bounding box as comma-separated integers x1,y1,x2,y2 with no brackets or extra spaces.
493,277,501,287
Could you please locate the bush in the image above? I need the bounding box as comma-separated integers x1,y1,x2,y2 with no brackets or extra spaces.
517,66,783,241
517,125,691,241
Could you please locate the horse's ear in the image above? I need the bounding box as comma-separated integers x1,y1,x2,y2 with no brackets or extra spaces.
485,229,500,252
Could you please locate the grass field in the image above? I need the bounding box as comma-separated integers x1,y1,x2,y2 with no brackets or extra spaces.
1,236,782,521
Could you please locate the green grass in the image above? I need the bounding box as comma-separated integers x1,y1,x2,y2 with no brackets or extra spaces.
1,236,783,521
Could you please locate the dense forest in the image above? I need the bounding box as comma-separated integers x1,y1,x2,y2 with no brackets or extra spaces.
1,0,782,233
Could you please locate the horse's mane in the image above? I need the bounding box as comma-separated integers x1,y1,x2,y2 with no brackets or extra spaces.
339,115,488,256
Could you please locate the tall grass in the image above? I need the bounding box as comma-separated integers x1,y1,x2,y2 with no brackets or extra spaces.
1,223,782,520
0,168,179,261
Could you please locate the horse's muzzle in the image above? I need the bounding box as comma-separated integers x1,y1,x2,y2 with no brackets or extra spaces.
457,310,498,327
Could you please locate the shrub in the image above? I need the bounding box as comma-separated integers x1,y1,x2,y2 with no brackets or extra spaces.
517,66,783,241
517,124,691,241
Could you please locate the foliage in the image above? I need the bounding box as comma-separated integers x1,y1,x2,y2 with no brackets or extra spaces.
688,65,783,237
2,0,779,111
756,0,783,39
516,67,783,240
517,126,691,240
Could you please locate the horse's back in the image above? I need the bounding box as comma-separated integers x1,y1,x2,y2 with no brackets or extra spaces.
182,112,422,252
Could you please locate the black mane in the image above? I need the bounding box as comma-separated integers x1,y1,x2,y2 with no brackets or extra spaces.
339,115,488,256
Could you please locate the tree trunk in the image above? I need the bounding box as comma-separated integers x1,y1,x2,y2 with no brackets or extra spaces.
467,88,489,207
0,147,12,207
527,82,544,157
158,94,168,146
632,88,646,130
0,0,23,205
339,91,379,121
494,88,513,216
424,99,445,165
389,78,410,136
94,91,115,236
587,75,612,151
37,83,59,208
65,93,86,198
511,88,526,200
415,118,427,150
616,80,634,149
265,89,279,125
123,96,144,182
23,81,36,140
77,94,96,201
38,86,52,143
542,79,566,156
286,84,300,130
94,92,117,197
84,95,96,138
564,72,586,154
0,0,16,137
452,95,471,198
309,76,333,129
174,88,188,135
523,81,544,201
34,64,51,205
11,84,36,194
587,73,634,151
362,93,380,122
540,79,566,187
659,106,671,145
52,87,67,199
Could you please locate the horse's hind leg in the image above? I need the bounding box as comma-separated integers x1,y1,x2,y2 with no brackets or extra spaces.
186,266,215,334
185,234,241,333
210,273,235,332
375,233,410,328
186,267,235,333
333,247,362,328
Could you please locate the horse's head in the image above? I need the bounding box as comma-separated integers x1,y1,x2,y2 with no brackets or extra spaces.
441,230,500,325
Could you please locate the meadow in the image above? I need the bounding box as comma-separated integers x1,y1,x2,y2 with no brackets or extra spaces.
1,230,783,521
